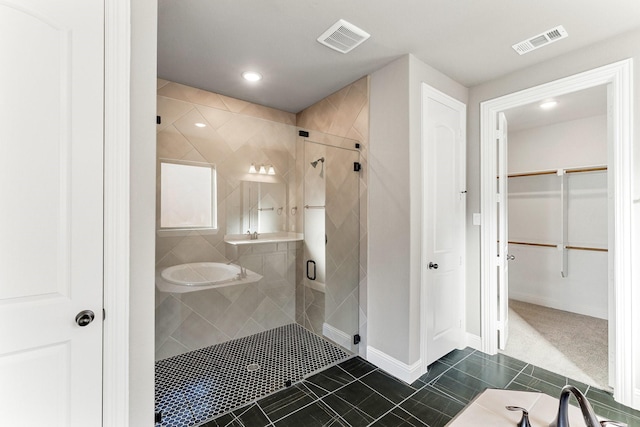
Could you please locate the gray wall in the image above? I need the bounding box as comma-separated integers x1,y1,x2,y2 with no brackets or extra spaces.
130,0,157,423
465,29,640,341
369,54,468,365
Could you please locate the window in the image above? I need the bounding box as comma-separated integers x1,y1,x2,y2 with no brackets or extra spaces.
160,159,217,231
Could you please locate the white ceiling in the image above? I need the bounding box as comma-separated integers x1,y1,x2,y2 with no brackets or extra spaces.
504,85,608,132
157,0,640,113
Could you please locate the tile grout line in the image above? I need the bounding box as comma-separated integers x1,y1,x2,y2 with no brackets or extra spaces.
300,382,361,427
504,363,530,389
358,369,452,427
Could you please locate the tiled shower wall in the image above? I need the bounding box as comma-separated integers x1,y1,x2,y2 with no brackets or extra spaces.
296,77,370,357
155,80,299,360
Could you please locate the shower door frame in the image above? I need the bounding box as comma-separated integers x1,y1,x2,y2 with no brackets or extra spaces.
301,134,362,353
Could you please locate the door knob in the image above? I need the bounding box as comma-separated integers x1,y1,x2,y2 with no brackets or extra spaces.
428,262,438,270
75,310,95,327
506,254,516,261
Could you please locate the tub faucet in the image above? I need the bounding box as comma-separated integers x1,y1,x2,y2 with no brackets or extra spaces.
549,385,627,427
226,259,247,278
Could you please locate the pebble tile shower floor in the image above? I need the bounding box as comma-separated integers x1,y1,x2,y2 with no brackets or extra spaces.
155,323,351,427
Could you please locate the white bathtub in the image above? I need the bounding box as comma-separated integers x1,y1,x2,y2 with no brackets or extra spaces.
156,262,262,293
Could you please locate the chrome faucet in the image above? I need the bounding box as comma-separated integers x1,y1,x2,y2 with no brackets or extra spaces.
549,385,627,427
247,230,259,240
226,259,247,278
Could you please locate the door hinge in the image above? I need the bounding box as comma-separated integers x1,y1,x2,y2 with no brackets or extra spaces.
353,162,362,172
353,334,361,345
299,130,309,137
156,115,161,125
103,308,106,320
155,411,162,423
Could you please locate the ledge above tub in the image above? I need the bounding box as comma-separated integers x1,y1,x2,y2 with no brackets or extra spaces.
224,232,303,246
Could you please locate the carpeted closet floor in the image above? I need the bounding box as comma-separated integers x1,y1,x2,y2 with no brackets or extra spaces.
500,300,609,391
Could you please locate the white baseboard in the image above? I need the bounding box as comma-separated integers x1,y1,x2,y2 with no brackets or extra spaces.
509,292,607,320
366,346,423,384
322,323,352,350
466,333,482,351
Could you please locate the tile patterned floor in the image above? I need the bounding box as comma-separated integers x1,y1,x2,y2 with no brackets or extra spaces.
199,347,640,427
155,324,350,427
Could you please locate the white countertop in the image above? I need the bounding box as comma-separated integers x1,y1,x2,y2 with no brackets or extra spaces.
447,389,598,426
224,232,303,246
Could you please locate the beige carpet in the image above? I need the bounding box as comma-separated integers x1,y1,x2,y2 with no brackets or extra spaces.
500,300,610,391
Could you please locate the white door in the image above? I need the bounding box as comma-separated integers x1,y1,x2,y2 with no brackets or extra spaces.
423,85,466,365
497,112,510,350
0,0,104,425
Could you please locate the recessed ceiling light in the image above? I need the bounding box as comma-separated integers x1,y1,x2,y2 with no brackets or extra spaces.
540,100,558,110
194,122,206,128
242,71,262,82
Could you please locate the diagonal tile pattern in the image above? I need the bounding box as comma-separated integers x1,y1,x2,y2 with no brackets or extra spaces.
191,347,640,427
155,80,302,360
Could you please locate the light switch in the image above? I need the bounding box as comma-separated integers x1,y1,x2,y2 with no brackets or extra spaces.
473,213,481,226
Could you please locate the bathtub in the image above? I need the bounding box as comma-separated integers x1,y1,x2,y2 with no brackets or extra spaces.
156,262,262,293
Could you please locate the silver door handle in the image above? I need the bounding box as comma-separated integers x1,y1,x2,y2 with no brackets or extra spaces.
428,262,438,269
75,310,95,327
506,254,516,261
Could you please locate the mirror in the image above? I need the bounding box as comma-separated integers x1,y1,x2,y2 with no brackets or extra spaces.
228,180,286,234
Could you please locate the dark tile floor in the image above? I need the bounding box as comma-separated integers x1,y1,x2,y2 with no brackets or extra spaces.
201,348,640,427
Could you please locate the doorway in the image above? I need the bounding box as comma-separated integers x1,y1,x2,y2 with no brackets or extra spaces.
479,60,635,407
498,86,610,390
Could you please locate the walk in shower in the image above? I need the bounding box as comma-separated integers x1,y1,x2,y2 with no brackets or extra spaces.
154,80,364,426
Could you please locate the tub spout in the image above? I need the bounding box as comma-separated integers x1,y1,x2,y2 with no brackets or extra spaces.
226,259,247,278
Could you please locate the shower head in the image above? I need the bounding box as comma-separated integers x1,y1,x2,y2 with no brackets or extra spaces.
310,157,325,168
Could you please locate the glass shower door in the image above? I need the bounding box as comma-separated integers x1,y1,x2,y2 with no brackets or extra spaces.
303,137,360,352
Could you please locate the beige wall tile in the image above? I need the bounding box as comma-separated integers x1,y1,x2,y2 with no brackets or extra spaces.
157,125,194,159
195,104,234,129
157,96,193,133
155,337,190,361
170,312,229,350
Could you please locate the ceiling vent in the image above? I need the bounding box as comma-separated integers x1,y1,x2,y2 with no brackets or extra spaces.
512,25,568,55
317,19,370,54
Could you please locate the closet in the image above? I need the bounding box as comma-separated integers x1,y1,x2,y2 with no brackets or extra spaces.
503,104,610,389
507,163,608,319
505,101,609,319
505,101,613,388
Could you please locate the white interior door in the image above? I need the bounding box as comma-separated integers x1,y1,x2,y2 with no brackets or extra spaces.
423,85,466,365
0,0,104,425
497,112,510,350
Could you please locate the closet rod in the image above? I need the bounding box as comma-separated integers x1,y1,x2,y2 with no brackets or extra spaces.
507,170,557,178
565,245,608,252
565,166,608,174
507,241,557,248
506,241,608,252
504,165,608,178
